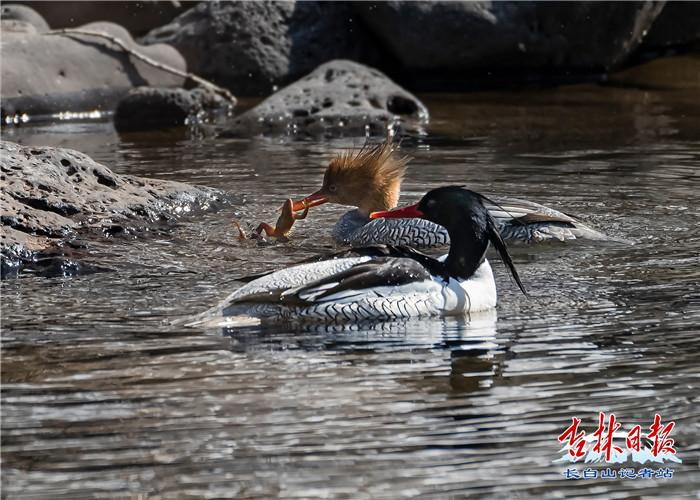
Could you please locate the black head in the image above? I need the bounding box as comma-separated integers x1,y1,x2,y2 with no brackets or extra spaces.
372,186,527,294
417,186,489,232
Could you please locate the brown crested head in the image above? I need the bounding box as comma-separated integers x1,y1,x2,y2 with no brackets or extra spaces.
316,140,409,215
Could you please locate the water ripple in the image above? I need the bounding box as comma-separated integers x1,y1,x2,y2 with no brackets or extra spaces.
3,86,700,498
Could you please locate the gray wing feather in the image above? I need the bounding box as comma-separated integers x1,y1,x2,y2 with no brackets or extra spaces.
280,257,433,306
487,197,608,242
218,257,371,308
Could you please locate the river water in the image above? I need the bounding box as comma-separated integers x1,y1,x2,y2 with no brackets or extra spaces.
2,82,699,498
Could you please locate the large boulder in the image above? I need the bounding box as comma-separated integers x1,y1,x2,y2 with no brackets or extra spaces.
0,141,224,278
221,60,428,138
114,86,233,132
353,1,664,74
141,1,379,96
1,22,186,118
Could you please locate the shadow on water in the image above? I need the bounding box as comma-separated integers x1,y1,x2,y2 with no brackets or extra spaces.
2,79,700,497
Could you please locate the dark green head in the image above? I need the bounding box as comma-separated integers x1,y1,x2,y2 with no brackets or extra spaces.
372,186,527,294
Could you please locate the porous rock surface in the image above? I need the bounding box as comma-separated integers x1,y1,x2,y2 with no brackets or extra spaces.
141,1,377,96
1,141,223,277
1,21,186,117
222,60,428,138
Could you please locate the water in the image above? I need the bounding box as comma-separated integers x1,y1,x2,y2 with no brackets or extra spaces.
2,83,700,498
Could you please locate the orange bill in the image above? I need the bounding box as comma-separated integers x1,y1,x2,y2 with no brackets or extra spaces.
291,190,329,212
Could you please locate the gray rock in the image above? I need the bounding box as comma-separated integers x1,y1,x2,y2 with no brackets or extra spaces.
0,140,224,278
1,22,186,118
141,1,377,96
0,18,38,35
354,1,664,72
114,87,234,132
222,60,428,138
0,4,49,32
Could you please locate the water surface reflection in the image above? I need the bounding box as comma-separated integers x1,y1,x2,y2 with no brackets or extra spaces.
2,84,699,498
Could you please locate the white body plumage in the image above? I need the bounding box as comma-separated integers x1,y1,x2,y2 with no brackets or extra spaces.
195,256,497,325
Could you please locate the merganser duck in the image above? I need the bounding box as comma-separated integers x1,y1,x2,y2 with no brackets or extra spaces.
292,141,607,248
191,186,526,325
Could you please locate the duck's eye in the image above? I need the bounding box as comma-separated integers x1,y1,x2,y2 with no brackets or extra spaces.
328,184,337,193
425,198,436,209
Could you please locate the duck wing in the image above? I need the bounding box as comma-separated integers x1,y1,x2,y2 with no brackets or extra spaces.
237,244,442,283
485,196,610,242
186,256,374,324
484,197,578,227
277,257,434,306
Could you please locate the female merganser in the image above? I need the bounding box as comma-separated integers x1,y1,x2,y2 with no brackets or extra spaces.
192,187,526,325
293,141,607,248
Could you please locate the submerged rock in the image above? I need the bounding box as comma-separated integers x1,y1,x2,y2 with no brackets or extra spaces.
114,87,234,132
141,1,378,96
222,60,428,138
1,22,185,118
0,141,224,278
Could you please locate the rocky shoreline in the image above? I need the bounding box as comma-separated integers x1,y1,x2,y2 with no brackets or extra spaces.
1,1,698,278
0,141,225,278
2,2,698,132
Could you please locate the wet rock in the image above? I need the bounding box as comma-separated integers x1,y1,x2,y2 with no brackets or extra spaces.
17,1,195,37
114,86,233,132
0,141,224,278
141,1,377,96
1,22,186,118
639,2,700,52
222,60,428,138
354,1,664,74
0,4,49,32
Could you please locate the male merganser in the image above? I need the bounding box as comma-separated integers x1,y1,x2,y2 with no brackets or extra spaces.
191,186,526,325
293,141,607,248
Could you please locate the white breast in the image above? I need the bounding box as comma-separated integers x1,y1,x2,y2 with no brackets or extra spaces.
438,260,497,313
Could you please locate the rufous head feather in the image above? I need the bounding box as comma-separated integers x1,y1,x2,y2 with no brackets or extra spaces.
320,140,410,215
